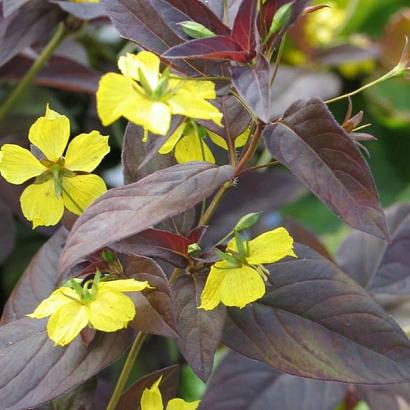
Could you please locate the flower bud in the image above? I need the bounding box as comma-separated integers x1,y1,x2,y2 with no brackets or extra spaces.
234,212,261,232
188,243,202,256
179,21,215,39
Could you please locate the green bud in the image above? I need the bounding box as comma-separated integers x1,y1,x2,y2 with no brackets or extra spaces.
188,243,202,256
234,230,248,259
178,21,215,39
215,249,241,268
234,212,261,232
138,67,153,95
101,249,116,263
268,3,293,37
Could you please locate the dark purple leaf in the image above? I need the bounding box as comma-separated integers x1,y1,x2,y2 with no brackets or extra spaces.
172,274,226,381
164,35,247,61
263,97,388,239
59,162,234,274
200,351,346,410
231,0,256,53
356,384,410,410
0,199,15,264
231,54,272,122
0,318,132,410
124,256,178,337
1,228,68,324
0,55,100,94
52,1,106,20
0,0,64,66
2,0,30,17
164,0,230,35
119,365,180,410
285,218,334,262
224,245,410,383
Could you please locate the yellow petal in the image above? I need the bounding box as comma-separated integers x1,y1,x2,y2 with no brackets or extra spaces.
118,52,160,91
62,174,107,215
199,264,225,310
96,72,141,126
167,90,223,126
158,122,185,154
28,106,70,162
86,289,136,332
99,279,151,293
221,265,265,308
170,78,216,99
64,131,110,172
167,399,201,410
208,127,250,151
174,133,215,164
245,227,296,265
20,179,64,228
27,287,78,319
47,301,88,346
138,100,171,136
0,144,46,184
141,377,163,410
234,127,251,148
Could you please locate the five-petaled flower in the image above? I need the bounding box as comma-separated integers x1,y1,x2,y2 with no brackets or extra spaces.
159,120,249,164
28,275,151,346
141,376,200,410
96,51,223,136
0,105,110,228
200,228,296,310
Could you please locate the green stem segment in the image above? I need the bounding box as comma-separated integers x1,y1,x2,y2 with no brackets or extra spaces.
0,22,67,123
107,332,146,410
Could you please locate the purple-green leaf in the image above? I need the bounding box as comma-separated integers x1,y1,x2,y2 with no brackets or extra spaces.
0,318,132,410
172,274,226,381
263,97,388,239
59,162,234,273
200,351,346,410
224,245,410,383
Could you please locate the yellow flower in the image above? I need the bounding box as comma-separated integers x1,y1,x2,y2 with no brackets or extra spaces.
0,106,110,228
200,228,296,310
141,376,200,410
96,51,223,136
159,121,249,164
27,276,151,346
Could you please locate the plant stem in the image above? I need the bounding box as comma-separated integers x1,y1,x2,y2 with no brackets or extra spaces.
199,181,233,225
235,122,263,176
238,160,279,176
0,22,68,123
107,332,146,410
270,33,287,86
325,70,397,104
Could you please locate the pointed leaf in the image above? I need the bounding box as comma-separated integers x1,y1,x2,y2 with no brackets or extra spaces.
231,0,256,53
125,256,178,337
231,54,272,122
200,351,346,410
263,97,388,239
164,35,247,61
0,318,132,410
224,245,410,383
172,274,226,381
59,162,234,273
119,365,180,410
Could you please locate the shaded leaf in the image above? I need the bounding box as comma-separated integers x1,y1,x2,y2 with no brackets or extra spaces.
52,1,106,20
200,351,346,410
0,0,64,66
172,274,226,381
2,0,30,17
164,35,247,61
0,199,15,264
124,256,178,337
356,384,410,410
224,245,410,383
231,0,256,53
119,365,180,410
1,228,68,324
231,54,271,122
0,318,132,410
59,163,234,273
263,97,388,239
0,55,100,94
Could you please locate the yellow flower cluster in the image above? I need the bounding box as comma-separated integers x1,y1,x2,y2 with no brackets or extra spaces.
0,106,109,228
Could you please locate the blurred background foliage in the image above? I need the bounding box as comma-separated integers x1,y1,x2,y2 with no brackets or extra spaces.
0,0,409,402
